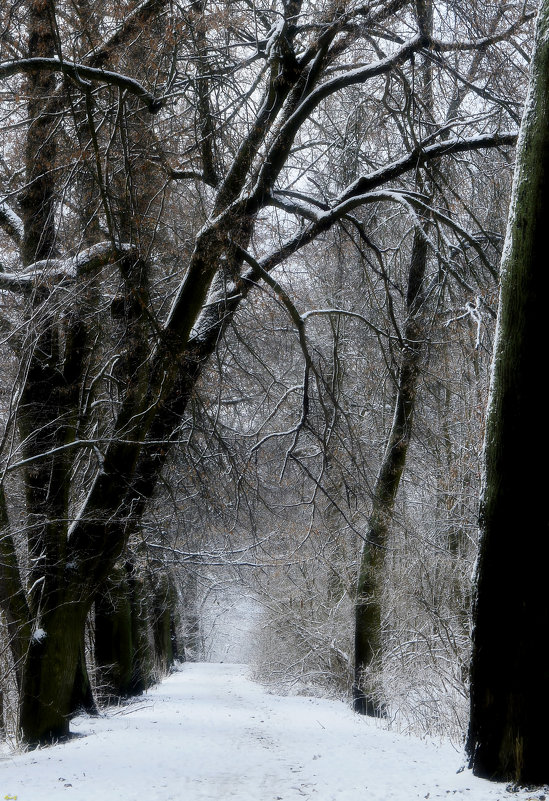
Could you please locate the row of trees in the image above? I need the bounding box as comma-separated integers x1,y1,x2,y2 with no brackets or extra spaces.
0,0,546,784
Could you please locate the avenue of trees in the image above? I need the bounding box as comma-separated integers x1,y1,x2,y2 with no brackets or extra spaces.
0,0,545,785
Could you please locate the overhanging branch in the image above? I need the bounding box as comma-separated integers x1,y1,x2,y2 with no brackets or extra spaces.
0,199,23,244
339,130,517,203
0,58,163,113
0,242,133,292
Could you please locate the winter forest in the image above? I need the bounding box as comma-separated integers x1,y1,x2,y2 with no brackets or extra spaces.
0,0,548,789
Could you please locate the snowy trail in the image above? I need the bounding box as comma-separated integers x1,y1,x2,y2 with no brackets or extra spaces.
0,663,542,801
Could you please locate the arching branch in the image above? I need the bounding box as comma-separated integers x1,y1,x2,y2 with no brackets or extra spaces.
0,58,163,112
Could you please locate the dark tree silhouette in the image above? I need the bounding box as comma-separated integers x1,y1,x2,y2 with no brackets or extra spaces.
467,0,549,783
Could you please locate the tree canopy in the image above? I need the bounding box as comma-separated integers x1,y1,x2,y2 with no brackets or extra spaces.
0,0,540,774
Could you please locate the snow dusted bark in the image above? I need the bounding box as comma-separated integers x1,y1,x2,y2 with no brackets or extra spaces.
0,59,162,113
14,0,81,744
0,200,23,244
466,0,549,783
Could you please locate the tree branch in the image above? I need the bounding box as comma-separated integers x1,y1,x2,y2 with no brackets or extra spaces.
0,58,163,113
338,130,517,203
0,242,133,291
0,199,23,244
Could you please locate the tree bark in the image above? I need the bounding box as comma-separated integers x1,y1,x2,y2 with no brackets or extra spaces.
69,629,97,717
353,229,427,715
151,573,178,673
127,567,155,695
466,0,549,784
353,0,435,715
95,566,135,702
19,601,87,745
12,2,88,744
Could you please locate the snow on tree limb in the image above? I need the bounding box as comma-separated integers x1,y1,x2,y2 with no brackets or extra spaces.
252,34,427,197
0,242,133,291
256,131,517,275
338,131,518,203
0,58,163,113
0,199,23,244
430,13,536,53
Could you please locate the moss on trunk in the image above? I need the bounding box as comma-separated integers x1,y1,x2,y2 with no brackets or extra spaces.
466,0,549,784
19,603,86,745
94,567,134,702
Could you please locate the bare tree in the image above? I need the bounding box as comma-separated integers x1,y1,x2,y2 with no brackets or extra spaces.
0,0,531,744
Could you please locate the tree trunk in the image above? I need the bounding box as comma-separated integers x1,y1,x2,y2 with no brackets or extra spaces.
95,563,161,701
94,567,135,702
69,628,97,716
466,0,549,784
353,223,429,715
180,571,201,660
353,0,435,715
14,0,89,744
0,486,31,690
128,567,155,695
151,573,175,674
19,602,86,745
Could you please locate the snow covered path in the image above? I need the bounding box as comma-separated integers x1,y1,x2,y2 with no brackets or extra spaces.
0,663,542,801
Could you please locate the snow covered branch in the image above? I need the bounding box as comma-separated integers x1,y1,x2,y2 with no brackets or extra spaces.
338,131,518,203
0,58,163,113
252,34,427,197
252,130,517,283
430,12,536,53
0,199,23,244
0,242,133,292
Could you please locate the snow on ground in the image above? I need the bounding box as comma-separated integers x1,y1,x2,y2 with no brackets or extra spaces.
0,663,545,801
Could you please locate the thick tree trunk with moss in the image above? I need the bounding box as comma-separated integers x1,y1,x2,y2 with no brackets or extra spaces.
128,568,155,695
466,0,549,784
12,0,88,745
18,600,87,745
95,567,135,703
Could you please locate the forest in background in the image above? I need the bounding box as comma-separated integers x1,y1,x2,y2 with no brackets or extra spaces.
0,0,546,784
